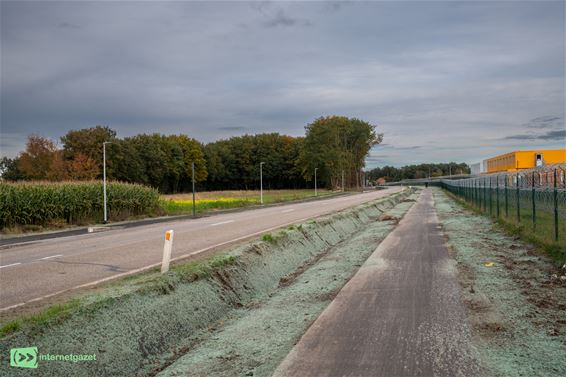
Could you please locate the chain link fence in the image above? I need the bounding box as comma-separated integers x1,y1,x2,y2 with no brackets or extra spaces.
441,163,566,246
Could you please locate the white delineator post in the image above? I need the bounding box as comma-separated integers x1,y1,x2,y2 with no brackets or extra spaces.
161,230,174,273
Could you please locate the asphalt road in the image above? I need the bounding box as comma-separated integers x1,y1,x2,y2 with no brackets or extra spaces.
274,189,479,377
0,187,402,311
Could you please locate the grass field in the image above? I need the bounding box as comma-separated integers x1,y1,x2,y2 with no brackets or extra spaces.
160,189,336,215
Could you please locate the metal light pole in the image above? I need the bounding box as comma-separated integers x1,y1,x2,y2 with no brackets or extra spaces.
103,141,111,224
192,161,196,217
314,168,318,197
260,162,265,204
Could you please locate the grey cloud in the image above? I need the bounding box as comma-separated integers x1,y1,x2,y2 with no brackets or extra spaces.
58,22,80,29
538,130,566,140
263,9,311,28
524,115,563,129
503,129,566,141
1,1,564,167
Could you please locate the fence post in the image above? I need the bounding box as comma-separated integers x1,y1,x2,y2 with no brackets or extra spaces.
489,177,492,216
532,171,536,231
505,175,508,218
484,177,487,212
474,179,477,208
496,175,500,218
515,172,521,223
554,168,559,242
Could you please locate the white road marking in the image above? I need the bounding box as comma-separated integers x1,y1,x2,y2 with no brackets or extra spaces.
210,220,235,226
0,262,21,269
281,209,295,213
38,254,63,261
0,214,320,312
0,187,407,312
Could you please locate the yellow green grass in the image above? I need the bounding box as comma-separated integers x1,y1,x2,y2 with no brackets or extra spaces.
160,189,335,215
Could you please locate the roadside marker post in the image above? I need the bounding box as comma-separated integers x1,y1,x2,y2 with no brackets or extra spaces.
161,230,174,274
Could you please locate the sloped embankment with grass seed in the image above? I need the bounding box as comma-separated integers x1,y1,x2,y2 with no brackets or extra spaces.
433,188,566,377
0,188,415,377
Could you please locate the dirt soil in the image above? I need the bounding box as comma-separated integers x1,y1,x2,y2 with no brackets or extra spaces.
433,188,566,377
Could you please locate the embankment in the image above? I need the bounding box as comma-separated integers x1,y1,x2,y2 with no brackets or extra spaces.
0,188,416,377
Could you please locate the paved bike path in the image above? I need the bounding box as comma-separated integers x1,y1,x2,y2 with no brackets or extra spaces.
274,189,479,377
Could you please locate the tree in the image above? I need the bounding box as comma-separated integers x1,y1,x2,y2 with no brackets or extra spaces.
299,116,382,189
168,135,207,192
66,153,100,180
0,157,25,181
16,135,59,180
366,162,470,183
61,125,116,176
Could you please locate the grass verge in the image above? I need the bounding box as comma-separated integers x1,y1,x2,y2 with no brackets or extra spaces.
443,190,566,265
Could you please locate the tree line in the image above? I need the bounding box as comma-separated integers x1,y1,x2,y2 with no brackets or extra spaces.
366,163,470,183
1,116,383,193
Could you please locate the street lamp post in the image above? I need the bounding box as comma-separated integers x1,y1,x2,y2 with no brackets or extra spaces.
192,161,196,217
103,141,111,224
314,168,318,197
260,162,265,204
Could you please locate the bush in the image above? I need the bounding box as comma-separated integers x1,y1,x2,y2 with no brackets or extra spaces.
0,181,160,228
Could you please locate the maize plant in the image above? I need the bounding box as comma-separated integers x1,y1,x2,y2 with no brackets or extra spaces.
0,181,160,228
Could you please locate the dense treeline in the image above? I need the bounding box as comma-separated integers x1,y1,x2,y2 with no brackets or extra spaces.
204,134,305,190
1,116,383,193
366,163,470,183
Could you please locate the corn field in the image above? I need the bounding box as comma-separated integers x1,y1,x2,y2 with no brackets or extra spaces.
441,164,566,252
0,181,160,229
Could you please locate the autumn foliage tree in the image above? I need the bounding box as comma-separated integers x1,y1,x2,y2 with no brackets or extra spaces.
16,135,59,180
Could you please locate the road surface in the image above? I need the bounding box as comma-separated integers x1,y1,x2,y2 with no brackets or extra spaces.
274,189,479,377
0,187,402,311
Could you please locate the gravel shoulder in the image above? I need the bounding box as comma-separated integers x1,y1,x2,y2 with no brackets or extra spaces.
433,188,566,377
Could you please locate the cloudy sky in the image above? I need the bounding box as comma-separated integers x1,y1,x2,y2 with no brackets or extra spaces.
1,1,564,168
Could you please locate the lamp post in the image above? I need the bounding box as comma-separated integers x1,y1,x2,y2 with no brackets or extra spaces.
260,162,265,204
103,141,112,224
314,168,318,197
192,161,196,217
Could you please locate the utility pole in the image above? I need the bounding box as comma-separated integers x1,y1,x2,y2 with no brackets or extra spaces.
192,161,196,217
260,162,265,204
342,170,345,192
314,168,318,197
103,141,111,224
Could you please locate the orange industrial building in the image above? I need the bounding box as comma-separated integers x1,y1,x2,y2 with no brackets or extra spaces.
484,149,566,173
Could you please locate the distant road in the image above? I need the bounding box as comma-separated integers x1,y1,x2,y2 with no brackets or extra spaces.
0,187,402,311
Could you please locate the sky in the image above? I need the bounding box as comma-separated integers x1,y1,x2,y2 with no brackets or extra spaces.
1,0,564,168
